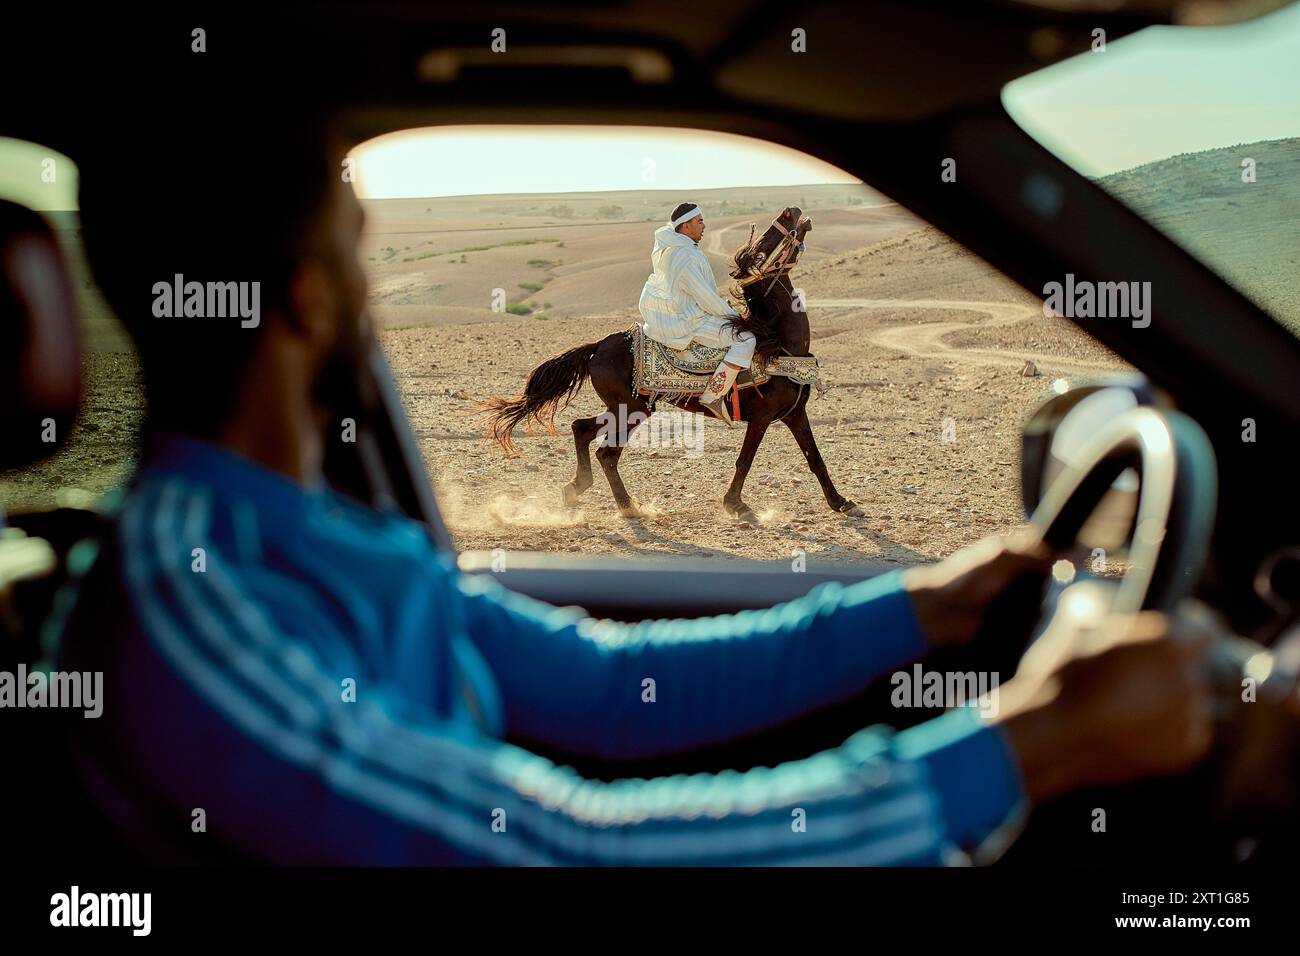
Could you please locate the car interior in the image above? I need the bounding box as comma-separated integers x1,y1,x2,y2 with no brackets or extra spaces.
3,1,1300,867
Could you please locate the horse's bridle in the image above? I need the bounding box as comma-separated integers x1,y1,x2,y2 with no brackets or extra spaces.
738,216,810,296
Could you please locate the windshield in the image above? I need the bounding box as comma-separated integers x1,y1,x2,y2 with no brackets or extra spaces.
1002,5,1300,336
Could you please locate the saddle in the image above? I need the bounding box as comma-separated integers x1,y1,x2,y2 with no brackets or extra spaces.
627,324,825,406
628,323,769,399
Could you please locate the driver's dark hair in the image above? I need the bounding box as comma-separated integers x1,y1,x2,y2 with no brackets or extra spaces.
670,201,698,232
79,100,338,437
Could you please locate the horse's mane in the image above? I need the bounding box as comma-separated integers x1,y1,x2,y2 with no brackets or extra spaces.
721,240,787,362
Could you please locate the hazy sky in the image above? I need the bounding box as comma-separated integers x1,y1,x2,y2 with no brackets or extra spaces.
351,125,859,199
1003,3,1300,176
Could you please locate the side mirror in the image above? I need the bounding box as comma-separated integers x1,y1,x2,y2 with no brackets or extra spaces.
1020,375,1161,521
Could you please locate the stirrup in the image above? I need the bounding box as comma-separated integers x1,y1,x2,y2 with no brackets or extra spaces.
700,394,734,427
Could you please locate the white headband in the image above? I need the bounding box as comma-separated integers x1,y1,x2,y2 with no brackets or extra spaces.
670,205,702,227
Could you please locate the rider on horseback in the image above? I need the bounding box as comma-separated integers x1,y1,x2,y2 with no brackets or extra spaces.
638,202,757,426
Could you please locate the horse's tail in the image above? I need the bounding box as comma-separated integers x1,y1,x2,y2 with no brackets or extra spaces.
478,340,599,455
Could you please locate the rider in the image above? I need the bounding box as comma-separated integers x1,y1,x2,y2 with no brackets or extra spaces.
638,202,756,425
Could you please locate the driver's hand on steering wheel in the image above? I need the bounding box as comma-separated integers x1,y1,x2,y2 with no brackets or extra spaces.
902,531,1053,651
995,606,1218,803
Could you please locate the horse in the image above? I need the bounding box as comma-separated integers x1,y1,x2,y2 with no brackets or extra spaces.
479,206,860,524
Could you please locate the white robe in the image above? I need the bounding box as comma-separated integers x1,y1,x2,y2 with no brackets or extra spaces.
638,224,741,349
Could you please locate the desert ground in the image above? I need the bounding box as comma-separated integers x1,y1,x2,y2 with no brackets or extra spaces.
19,135,1300,569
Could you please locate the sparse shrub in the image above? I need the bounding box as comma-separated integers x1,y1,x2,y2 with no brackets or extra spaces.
505,303,532,315
518,281,544,291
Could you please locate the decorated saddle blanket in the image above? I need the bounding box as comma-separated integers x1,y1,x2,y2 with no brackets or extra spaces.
627,324,824,398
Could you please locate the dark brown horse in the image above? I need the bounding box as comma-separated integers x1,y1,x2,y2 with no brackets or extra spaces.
480,206,860,523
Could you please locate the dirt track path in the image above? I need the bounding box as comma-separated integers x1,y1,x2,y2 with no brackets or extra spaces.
817,298,1118,374
703,222,743,257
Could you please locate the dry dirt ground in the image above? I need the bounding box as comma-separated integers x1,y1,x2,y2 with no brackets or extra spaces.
389,225,1128,568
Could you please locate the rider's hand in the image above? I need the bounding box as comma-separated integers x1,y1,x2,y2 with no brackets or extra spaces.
901,531,1052,650
998,608,1217,803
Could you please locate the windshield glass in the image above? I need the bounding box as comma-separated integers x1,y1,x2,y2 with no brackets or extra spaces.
1002,5,1300,336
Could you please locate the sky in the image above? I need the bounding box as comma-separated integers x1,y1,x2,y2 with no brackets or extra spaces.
1003,3,1300,177
350,125,859,199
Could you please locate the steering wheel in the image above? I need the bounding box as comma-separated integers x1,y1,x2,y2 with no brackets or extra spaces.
1006,406,1218,687
1032,405,1216,611
997,404,1250,864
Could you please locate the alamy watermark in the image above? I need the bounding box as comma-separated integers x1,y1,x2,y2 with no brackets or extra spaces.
1042,273,1151,329
0,665,102,718
152,274,261,328
596,404,705,459
50,886,150,936
891,664,1000,718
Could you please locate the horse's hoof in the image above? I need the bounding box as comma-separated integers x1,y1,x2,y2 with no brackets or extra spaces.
726,504,760,525
561,483,581,507
836,501,864,517
618,502,643,519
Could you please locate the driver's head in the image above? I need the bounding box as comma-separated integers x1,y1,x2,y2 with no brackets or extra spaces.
80,102,370,441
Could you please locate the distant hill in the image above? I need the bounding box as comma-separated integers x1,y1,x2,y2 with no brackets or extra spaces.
794,136,1300,335
1099,137,1300,333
